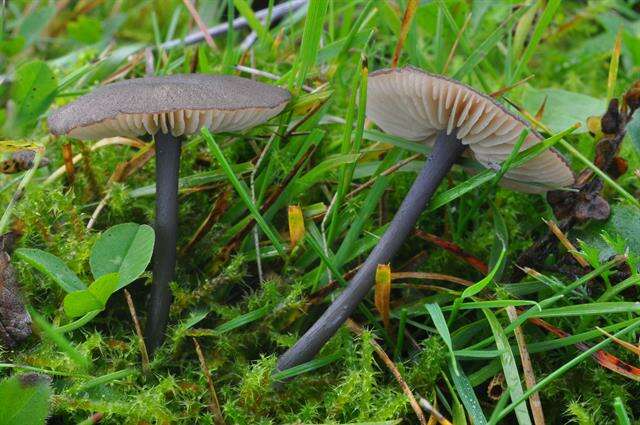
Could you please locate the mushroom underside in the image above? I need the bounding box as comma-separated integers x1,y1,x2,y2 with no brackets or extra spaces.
366,68,575,193
66,106,286,139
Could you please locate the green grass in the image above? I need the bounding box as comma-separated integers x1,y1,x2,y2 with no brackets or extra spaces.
1,0,640,423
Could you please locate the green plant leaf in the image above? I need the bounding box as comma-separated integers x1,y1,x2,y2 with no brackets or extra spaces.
8,60,58,135
0,374,51,425
67,16,103,44
90,223,154,290
15,248,86,293
63,273,120,318
521,87,606,133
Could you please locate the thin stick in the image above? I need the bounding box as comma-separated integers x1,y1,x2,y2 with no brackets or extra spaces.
123,289,150,373
162,0,307,49
442,13,471,74
506,306,545,425
543,218,589,268
418,396,453,425
346,319,427,425
346,153,421,199
180,191,229,256
61,142,75,184
182,0,219,51
391,0,419,68
192,338,225,425
45,138,145,185
392,271,473,287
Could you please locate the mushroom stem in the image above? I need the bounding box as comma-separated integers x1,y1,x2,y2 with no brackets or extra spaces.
276,131,465,372
145,131,182,355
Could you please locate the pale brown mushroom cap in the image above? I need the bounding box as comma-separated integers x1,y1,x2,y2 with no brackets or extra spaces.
366,67,575,194
48,74,291,140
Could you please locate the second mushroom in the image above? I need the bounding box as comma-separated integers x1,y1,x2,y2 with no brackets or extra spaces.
276,66,574,372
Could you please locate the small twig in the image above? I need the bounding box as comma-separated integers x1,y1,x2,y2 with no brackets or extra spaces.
543,218,589,268
391,0,419,68
180,191,229,256
346,153,421,200
507,306,545,425
346,319,427,425
144,47,155,76
182,0,219,51
414,229,488,274
490,75,535,98
61,142,75,185
162,0,307,50
45,137,145,185
124,289,150,373
418,395,453,425
192,338,225,425
442,13,471,74
250,135,277,283
87,143,154,230
391,271,473,287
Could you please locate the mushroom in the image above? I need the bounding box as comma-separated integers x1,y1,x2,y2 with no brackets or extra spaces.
48,74,290,354
276,66,574,372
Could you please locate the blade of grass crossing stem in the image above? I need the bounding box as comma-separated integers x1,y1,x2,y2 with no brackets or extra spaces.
293,0,328,91
511,0,560,82
232,0,272,45
426,304,487,423
428,123,579,212
491,129,528,187
483,309,532,425
29,308,90,371
202,128,285,255
490,318,640,424
558,139,639,207
272,352,343,381
607,28,623,100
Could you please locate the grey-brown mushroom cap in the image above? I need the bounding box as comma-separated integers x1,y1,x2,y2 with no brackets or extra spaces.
48,74,291,140
366,67,575,194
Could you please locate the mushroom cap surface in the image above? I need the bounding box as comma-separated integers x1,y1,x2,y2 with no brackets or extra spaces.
366,67,574,193
48,74,291,140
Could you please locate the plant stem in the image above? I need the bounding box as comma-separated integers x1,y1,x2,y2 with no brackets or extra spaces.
145,132,182,355
276,131,465,372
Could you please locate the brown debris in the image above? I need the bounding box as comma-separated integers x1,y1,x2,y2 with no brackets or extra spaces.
0,150,50,174
514,82,639,279
0,251,31,348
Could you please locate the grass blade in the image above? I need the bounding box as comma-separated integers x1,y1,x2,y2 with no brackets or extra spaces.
202,128,285,256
